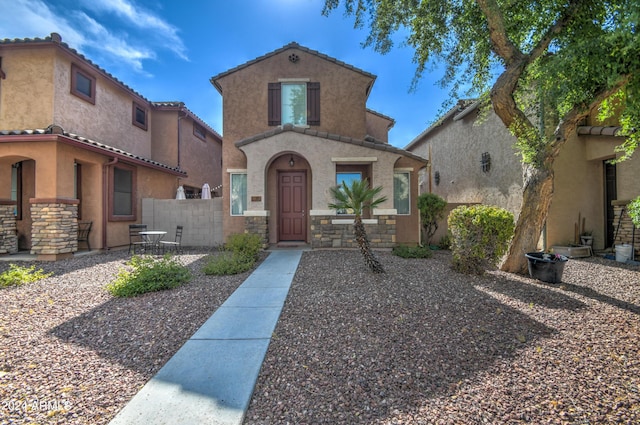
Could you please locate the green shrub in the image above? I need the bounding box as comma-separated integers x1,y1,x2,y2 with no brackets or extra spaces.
417,193,447,245
224,233,262,261
448,205,515,274
628,196,640,228
0,264,53,288
392,244,433,259
106,255,191,297
202,252,255,275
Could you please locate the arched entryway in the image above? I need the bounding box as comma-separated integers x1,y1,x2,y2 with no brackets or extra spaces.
266,153,311,244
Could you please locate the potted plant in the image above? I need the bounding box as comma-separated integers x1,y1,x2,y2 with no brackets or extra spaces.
524,251,569,283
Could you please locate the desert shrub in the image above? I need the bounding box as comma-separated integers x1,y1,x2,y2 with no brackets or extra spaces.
106,255,191,297
0,264,52,288
417,193,447,245
202,251,255,276
392,244,433,259
448,204,515,274
224,233,262,261
437,233,452,250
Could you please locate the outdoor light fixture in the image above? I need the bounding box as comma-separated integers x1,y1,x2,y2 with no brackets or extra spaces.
481,152,491,173
289,155,295,167
434,170,440,185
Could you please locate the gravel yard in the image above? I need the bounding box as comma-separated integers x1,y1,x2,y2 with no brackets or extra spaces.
1,248,639,424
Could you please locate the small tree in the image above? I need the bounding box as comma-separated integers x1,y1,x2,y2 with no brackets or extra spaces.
417,193,447,245
628,196,640,229
329,179,387,273
448,205,515,275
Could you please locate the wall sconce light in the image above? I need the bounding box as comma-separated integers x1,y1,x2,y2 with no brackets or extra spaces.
481,152,491,173
289,155,295,167
434,171,440,186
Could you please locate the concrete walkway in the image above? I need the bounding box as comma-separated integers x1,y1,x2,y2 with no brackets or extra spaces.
109,249,303,425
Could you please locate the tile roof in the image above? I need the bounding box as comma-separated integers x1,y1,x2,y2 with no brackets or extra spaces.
0,126,186,176
366,108,396,128
235,124,428,163
210,42,377,93
151,101,222,140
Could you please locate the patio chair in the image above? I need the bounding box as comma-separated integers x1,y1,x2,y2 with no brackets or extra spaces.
160,225,183,254
77,221,92,251
128,224,148,254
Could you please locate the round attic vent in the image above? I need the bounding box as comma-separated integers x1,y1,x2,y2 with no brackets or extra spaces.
288,53,299,63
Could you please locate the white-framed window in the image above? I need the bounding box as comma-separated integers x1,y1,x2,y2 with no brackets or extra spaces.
230,173,247,216
282,82,307,125
394,171,410,215
335,171,362,215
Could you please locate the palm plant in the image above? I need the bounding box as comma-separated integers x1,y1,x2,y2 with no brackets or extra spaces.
329,179,387,273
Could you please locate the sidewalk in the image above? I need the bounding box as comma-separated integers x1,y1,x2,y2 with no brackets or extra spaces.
109,249,303,425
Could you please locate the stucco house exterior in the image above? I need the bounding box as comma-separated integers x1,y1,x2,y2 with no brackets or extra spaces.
0,33,222,259
406,99,640,255
210,43,428,248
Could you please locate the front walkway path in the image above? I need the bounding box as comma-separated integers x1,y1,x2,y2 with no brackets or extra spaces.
109,250,303,425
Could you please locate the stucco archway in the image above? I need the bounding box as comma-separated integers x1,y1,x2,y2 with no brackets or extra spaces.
265,152,312,244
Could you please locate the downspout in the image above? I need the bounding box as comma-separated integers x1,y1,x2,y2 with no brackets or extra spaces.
102,157,118,250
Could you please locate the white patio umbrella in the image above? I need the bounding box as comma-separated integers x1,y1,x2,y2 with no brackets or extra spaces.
175,185,186,199
201,183,211,199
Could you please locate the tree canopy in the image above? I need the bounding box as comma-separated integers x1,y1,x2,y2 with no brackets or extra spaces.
324,0,639,272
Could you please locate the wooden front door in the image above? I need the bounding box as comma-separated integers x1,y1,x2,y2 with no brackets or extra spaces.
278,171,306,241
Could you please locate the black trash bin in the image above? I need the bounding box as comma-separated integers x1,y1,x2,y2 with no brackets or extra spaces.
525,252,568,283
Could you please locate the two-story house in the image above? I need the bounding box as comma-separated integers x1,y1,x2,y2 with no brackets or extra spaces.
0,33,222,259
210,43,428,248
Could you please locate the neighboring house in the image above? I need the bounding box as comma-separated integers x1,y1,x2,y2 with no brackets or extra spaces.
0,33,222,259
406,99,640,254
210,42,428,248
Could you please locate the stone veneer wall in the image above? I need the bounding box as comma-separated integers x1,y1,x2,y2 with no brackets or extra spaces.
613,201,639,256
245,216,269,248
0,202,18,254
30,199,78,256
310,215,396,249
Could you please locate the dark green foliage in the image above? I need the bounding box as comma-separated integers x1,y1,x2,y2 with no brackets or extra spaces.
202,233,262,276
437,233,452,250
392,244,433,259
628,196,640,228
0,264,52,288
417,193,447,245
224,232,262,261
202,252,255,276
106,255,191,297
448,205,515,275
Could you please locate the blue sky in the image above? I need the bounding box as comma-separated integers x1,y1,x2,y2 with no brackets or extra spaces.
1,0,455,148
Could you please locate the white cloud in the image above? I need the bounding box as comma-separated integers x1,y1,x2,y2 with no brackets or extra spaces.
81,0,189,60
74,12,155,74
0,0,86,48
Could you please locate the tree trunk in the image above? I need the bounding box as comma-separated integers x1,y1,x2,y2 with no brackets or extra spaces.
500,164,554,274
354,216,385,273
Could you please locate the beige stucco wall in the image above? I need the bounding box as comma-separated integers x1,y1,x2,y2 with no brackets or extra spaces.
178,117,223,193
0,46,56,129
408,109,523,219
150,109,178,167
365,111,392,143
548,133,640,250
52,52,152,158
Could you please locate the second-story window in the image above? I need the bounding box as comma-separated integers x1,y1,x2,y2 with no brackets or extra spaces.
132,102,148,130
268,82,320,126
71,64,96,104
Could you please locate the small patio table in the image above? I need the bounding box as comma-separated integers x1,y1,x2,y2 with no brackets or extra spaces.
138,230,167,254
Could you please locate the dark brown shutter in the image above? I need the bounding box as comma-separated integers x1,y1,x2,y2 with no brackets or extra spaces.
268,82,281,126
307,82,320,126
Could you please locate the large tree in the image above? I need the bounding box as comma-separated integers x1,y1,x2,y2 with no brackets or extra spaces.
324,0,640,273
